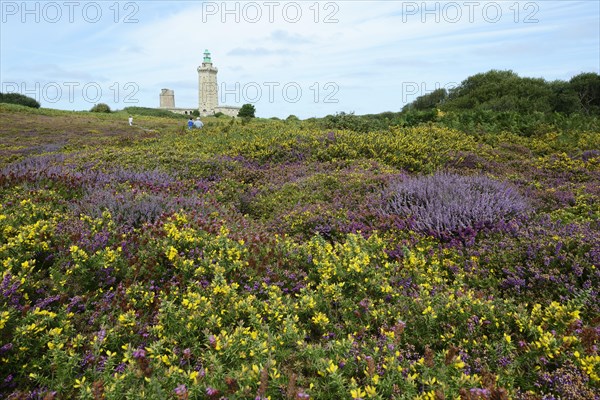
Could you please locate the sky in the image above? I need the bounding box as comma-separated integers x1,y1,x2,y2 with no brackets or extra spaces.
1,0,599,119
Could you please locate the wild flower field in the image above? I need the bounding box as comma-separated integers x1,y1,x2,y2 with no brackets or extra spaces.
1,103,599,399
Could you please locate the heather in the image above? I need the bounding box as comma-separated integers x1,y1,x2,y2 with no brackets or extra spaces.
382,172,529,240
0,105,599,399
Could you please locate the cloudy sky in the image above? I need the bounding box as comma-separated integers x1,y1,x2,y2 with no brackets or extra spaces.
1,1,598,118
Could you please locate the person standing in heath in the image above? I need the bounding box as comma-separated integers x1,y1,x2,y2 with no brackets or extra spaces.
193,117,204,129
128,115,133,126
188,117,194,130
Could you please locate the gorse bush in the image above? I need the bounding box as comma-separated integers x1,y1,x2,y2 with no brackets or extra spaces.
383,172,529,239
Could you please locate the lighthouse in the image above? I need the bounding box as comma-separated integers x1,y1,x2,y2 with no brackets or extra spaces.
158,50,240,117
198,49,219,114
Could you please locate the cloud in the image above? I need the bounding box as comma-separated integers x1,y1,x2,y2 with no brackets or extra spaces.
269,30,313,44
227,47,296,56
1,1,597,118
375,57,438,69
6,63,100,81
116,45,145,55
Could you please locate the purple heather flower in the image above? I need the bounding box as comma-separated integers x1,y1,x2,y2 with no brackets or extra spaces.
114,363,126,373
96,355,108,372
96,329,107,343
498,356,512,367
174,384,188,396
80,351,94,368
206,387,219,396
470,388,490,397
34,294,61,310
358,299,370,310
208,335,216,347
132,348,146,359
0,343,13,354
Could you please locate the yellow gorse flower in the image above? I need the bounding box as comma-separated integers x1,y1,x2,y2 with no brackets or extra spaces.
351,388,366,399
326,360,338,374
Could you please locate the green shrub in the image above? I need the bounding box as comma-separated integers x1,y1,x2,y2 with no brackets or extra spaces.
238,104,256,118
320,112,373,133
90,103,111,113
0,92,40,108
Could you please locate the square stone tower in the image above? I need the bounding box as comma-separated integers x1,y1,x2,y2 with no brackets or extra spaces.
198,49,218,114
159,88,175,108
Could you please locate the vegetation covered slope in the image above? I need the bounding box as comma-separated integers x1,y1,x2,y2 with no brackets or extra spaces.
403,70,600,115
0,103,599,399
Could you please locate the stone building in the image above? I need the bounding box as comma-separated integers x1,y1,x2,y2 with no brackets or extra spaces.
159,50,240,117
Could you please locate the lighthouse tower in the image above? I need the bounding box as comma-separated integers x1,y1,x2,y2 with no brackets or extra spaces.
158,50,239,117
198,49,219,114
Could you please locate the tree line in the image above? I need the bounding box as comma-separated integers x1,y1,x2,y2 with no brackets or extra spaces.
0,92,41,108
403,70,600,115
317,70,599,135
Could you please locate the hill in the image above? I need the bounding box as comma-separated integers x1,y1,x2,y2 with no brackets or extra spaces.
0,104,599,398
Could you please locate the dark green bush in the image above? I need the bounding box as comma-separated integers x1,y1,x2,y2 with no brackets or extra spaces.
320,112,374,132
238,104,256,118
90,103,111,113
0,92,40,108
